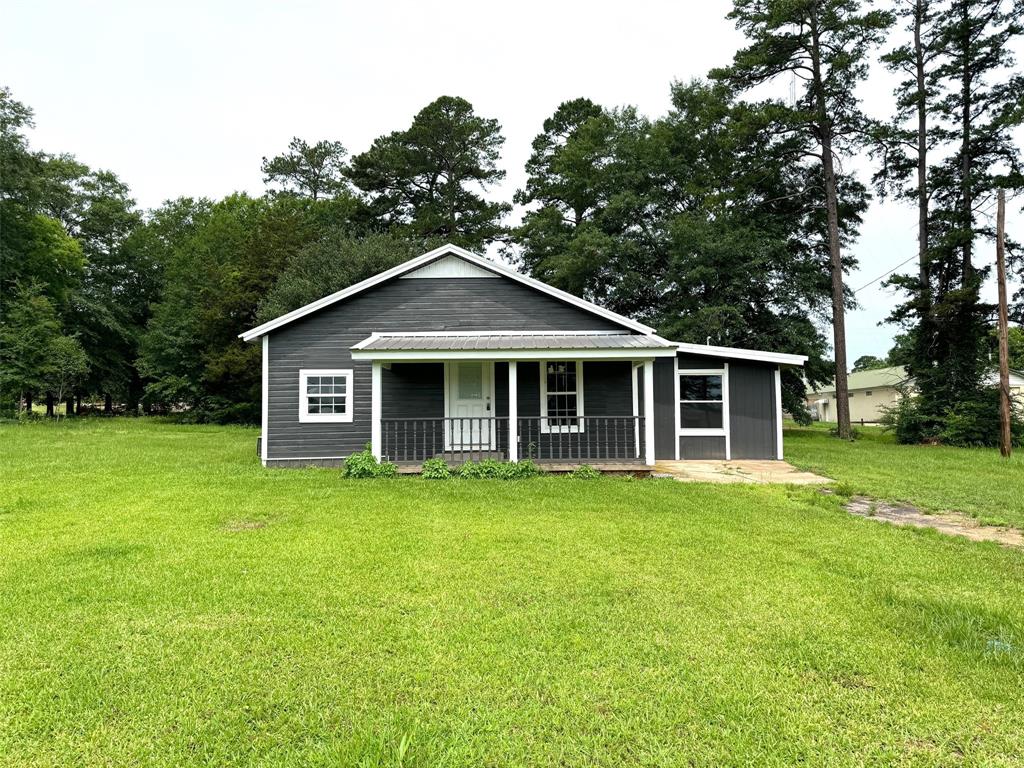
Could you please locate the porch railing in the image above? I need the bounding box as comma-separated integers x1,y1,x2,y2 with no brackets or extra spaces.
381,417,509,463
380,415,645,464
517,416,644,462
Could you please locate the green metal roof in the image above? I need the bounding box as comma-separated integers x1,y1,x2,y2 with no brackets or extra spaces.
807,366,908,395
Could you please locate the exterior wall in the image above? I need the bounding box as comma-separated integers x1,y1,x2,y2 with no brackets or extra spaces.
667,353,781,461
811,386,900,423
265,276,627,464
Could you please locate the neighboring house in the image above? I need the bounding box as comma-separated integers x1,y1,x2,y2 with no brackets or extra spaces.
806,365,1024,423
241,244,807,468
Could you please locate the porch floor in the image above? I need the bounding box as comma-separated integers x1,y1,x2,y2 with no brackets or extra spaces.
395,460,649,475
652,460,831,485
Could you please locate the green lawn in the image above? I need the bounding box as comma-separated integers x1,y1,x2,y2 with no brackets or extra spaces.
1,419,1022,767
786,423,1024,528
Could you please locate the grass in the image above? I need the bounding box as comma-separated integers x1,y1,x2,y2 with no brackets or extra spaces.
786,422,1024,528
1,418,1022,766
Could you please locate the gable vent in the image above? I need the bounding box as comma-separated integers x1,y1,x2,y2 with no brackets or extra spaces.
399,254,499,279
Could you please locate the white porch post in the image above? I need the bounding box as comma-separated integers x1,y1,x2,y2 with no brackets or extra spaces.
643,359,656,466
371,361,382,459
507,361,519,462
631,362,641,459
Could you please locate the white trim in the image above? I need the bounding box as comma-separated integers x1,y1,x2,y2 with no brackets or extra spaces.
508,362,519,462
351,348,674,361
774,366,784,460
298,369,353,423
540,359,585,434
359,329,633,339
672,355,680,460
723,363,731,460
371,362,382,459
631,363,640,459
240,244,656,341
676,342,807,366
643,359,655,466
261,335,269,466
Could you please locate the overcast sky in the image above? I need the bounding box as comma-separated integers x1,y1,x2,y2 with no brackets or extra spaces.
3,0,1020,363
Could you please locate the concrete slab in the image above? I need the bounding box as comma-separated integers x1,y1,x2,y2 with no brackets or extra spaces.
652,460,831,485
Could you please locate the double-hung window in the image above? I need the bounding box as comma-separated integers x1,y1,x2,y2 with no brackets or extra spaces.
678,370,725,433
541,360,584,433
299,369,353,423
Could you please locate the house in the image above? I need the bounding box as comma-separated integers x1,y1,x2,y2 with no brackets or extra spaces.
806,365,1024,423
241,244,807,468
806,366,908,423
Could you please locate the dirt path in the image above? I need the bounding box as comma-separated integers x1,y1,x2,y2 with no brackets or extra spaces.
844,495,1024,548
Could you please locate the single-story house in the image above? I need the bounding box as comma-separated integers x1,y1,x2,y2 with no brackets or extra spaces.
806,365,1024,423
241,244,807,468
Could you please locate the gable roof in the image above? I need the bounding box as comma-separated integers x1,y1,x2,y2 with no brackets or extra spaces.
239,244,656,342
807,365,908,395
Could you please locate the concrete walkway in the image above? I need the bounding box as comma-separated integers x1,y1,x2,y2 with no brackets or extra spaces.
652,460,831,485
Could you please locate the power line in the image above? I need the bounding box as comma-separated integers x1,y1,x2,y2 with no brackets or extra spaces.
853,254,918,294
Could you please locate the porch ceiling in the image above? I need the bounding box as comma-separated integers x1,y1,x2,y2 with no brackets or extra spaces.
350,331,677,360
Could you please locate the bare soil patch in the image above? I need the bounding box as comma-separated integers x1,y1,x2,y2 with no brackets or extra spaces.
844,495,1024,548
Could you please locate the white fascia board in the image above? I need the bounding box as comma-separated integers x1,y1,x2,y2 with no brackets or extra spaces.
350,348,677,362
239,243,656,342
676,342,808,367
365,329,631,338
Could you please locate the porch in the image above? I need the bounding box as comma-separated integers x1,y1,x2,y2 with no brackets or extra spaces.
351,331,677,467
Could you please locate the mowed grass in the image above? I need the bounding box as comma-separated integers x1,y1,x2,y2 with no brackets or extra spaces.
786,423,1024,528
1,420,1022,767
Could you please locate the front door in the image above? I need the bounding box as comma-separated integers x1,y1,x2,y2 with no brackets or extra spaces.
446,362,494,450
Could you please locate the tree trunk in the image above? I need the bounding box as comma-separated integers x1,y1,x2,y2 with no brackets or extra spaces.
959,1,972,281
75,394,82,415
24,391,33,413
66,396,75,417
104,393,113,414
914,0,930,301
46,393,54,418
810,7,852,439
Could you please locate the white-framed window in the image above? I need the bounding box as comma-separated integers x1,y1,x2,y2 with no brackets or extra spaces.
299,369,353,423
678,368,726,435
541,360,585,433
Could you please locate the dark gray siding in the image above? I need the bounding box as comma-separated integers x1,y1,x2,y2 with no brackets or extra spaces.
671,353,781,461
680,436,727,459
265,277,629,461
729,362,778,459
653,357,675,460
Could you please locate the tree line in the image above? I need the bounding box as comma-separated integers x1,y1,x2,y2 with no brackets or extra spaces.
1,0,1022,443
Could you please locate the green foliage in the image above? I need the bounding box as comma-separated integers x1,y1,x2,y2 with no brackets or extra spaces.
256,231,432,323
43,335,89,414
569,464,601,480
341,445,398,479
420,457,452,479
457,459,540,480
879,393,940,445
348,96,510,250
261,137,351,201
852,355,888,372
940,390,1024,448
0,282,61,408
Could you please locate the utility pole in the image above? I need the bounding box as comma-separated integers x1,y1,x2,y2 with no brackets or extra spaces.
996,189,1011,458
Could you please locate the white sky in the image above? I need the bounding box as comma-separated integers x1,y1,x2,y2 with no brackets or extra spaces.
2,0,1020,363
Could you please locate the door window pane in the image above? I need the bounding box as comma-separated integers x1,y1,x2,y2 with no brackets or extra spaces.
457,363,483,399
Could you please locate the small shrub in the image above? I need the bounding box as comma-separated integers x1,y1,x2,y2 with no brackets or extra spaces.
570,464,601,480
457,458,540,480
940,390,1024,448
421,457,451,479
880,394,941,445
342,444,398,478
498,459,540,479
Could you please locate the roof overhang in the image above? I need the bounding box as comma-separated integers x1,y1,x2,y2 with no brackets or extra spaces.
239,244,656,342
351,331,677,361
676,342,808,367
